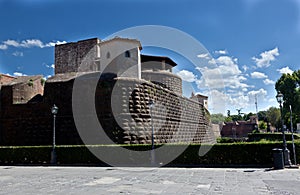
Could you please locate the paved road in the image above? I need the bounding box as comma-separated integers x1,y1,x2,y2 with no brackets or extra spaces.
0,166,300,194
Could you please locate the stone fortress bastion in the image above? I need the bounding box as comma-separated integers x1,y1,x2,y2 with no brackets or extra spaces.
0,37,214,146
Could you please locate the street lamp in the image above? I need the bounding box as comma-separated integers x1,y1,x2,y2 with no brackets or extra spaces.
276,92,291,166
149,99,155,166
51,104,58,164
289,105,297,165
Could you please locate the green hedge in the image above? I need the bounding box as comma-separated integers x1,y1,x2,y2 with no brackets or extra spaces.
0,142,299,167
248,133,300,142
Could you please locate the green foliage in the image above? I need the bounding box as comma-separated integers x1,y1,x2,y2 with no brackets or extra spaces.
252,129,260,134
217,137,234,143
40,78,46,86
224,116,233,122
230,115,243,121
259,121,267,130
211,113,225,124
204,108,211,123
216,137,247,143
257,111,267,121
2,143,300,167
248,133,300,142
27,79,34,87
243,112,254,121
266,107,280,128
275,70,300,130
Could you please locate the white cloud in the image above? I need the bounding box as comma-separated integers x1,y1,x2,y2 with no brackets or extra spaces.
0,44,8,50
13,72,27,76
252,47,279,68
0,39,67,49
248,88,267,97
215,50,228,55
43,75,52,80
263,79,275,85
4,40,20,47
250,71,268,79
20,39,44,48
196,56,249,89
242,65,249,72
277,66,293,74
176,70,197,82
44,40,67,47
45,63,55,69
268,98,276,103
197,53,210,59
12,51,24,57
205,89,250,114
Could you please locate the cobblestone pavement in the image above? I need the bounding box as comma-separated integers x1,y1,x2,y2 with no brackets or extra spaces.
0,166,300,194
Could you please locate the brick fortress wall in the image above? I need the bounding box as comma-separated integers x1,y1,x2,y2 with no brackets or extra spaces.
98,77,213,144
0,74,214,145
141,71,182,95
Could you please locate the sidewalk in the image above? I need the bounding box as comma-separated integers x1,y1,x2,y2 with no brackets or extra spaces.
0,166,300,194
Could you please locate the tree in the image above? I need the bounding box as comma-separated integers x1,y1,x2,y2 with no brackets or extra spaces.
230,114,243,121
259,121,267,130
275,70,300,130
266,107,280,128
225,116,233,122
243,112,254,121
257,111,267,121
211,113,226,124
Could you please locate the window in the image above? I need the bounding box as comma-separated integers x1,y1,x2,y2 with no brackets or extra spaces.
106,52,110,59
125,50,130,58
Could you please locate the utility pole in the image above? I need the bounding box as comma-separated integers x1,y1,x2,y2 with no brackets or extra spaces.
255,94,259,130
255,94,258,116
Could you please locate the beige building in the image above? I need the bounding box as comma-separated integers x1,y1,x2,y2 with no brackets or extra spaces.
55,37,142,79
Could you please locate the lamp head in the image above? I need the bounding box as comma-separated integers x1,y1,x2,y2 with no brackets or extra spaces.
51,104,58,115
276,91,284,104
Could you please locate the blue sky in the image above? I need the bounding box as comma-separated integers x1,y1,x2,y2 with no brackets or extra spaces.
0,0,299,115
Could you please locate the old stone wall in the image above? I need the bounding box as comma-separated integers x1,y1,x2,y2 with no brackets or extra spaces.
0,73,214,146
141,71,182,95
0,76,44,105
102,77,213,144
55,38,99,74
221,122,255,138
0,74,15,86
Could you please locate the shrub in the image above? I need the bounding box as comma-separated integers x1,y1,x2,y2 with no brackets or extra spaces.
248,133,300,142
1,142,300,167
27,79,34,87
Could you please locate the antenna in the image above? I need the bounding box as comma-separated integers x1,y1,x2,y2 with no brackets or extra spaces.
255,94,258,114
255,94,259,122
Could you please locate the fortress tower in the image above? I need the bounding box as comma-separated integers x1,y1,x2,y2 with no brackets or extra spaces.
54,37,182,95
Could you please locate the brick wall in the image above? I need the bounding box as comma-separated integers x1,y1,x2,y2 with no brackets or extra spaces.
0,74,15,86
55,38,99,74
141,71,182,95
0,73,214,146
221,122,255,138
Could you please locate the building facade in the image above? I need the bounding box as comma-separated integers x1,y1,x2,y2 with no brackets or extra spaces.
0,37,214,146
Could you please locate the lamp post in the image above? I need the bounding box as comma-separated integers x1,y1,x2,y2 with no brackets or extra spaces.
289,105,297,165
51,104,58,164
276,92,291,166
149,99,155,166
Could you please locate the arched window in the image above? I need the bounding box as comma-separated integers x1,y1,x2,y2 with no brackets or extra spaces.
106,52,110,59
125,50,130,58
